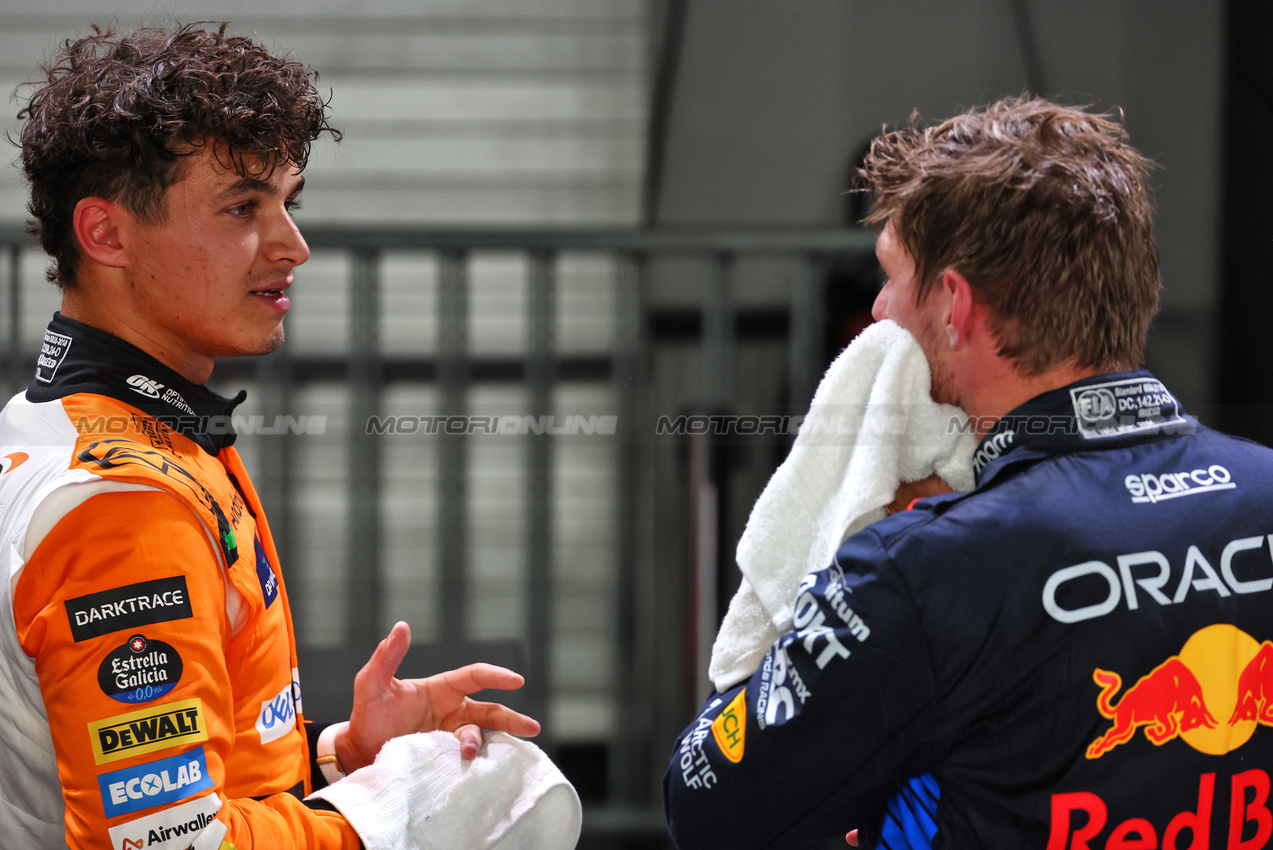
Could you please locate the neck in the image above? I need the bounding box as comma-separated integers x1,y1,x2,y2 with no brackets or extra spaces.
62,282,214,385
962,360,1100,436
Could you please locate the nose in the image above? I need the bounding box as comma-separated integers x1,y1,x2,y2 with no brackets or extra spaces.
266,208,311,267
871,284,889,322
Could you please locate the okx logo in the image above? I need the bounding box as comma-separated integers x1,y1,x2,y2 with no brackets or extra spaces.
1088,624,1273,758
255,682,297,745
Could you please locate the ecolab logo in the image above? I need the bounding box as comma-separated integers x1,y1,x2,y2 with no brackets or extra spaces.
1125,465,1235,504
97,746,214,818
256,682,297,745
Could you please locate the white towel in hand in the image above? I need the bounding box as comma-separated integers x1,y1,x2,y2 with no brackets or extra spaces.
709,319,976,692
308,731,581,850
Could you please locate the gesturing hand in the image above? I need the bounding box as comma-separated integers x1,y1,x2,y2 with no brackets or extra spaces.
336,621,541,772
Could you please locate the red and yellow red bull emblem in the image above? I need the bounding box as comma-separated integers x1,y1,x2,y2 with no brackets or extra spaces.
1088,624,1273,759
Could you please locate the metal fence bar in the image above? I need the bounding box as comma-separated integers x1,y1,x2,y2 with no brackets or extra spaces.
254,345,298,627
295,226,875,255
437,249,469,643
611,251,645,802
347,248,383,643
788,253,825,413
0,223,875,257
703,252,734,408
526,249,556,741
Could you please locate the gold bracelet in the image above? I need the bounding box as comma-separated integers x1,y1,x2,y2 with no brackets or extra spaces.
316,752,346,779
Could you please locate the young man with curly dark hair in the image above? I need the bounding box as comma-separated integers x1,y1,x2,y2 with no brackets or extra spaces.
665,98,1273,848
0,23,542,849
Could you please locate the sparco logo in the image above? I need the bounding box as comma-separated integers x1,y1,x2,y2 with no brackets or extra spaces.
972,429,1015,473
1076,388,1116,423
1125,465,1235,504
127,374,163,399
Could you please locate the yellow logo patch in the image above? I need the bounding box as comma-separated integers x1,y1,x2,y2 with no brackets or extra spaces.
88,698,207,765
711,689,747,763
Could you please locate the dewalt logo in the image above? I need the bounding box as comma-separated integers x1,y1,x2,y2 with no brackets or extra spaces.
711,689,746,763
88,698,207,765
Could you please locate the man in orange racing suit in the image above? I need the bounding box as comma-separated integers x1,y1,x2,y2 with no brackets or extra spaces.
0,23,539,849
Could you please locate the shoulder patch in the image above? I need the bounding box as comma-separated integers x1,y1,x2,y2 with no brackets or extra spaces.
711,689,747,763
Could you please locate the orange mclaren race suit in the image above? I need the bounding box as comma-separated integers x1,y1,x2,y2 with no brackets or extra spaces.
665,370,1273,849
0,314,361,849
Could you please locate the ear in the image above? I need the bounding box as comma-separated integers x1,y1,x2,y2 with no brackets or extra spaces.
72,197,129,269
940,268,975,351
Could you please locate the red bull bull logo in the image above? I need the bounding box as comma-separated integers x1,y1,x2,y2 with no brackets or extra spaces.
1088,624,1273,759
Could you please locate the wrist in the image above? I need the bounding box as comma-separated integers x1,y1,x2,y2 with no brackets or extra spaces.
333,721,374,775
316,721,350,784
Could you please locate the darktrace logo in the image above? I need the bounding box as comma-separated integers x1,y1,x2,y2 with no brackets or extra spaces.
97,634,183,704
1087,624,1271,759
64,576,192,642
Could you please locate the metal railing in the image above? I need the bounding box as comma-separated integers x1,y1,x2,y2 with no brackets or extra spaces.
0,223,875,840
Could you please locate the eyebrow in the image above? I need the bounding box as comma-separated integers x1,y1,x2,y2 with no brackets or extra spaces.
215,175,305,202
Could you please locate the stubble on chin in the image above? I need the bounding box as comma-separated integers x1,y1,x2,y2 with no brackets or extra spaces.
264,324,285,354
918,317,960,408
207,323,286,360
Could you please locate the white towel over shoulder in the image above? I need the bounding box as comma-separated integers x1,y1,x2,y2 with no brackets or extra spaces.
709,319,976,692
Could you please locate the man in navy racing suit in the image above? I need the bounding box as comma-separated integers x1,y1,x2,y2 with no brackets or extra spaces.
663,97,1273,849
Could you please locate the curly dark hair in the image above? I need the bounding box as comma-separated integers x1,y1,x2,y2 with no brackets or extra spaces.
855,97,1160,376
17,22,341,288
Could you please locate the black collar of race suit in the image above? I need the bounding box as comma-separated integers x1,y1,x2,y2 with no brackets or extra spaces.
25,313,247,455
971,369,1195,488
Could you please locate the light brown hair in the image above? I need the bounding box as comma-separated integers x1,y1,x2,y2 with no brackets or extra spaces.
855,97,1160,375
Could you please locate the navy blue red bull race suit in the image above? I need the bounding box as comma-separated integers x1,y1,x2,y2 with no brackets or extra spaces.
664,370,1273,849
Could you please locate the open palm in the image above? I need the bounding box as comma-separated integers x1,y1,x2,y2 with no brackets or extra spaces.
340,621,541,771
